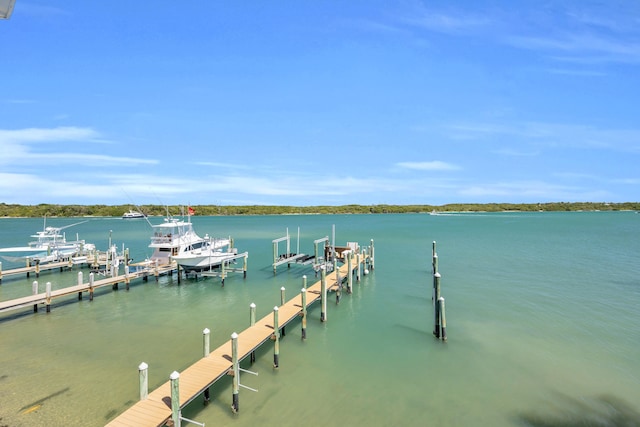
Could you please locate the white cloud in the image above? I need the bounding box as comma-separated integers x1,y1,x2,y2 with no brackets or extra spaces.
396,161,460,171
445,121,640,152
0,126,101,144
0,126,155,167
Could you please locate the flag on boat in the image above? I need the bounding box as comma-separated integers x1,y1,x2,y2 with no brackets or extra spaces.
188,206,195,215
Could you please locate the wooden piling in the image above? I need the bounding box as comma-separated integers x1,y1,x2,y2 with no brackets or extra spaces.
125,266,130,291
139,362,148,401
242,254,247,278
433,253,438,276
203,328,210,357
221,259,226,287
320,266,327,322
78,272,83,300
370,239,375,270
273,306,280,368
302,275,307,289
170,371,181,427
433,273,442,338
335,261,341,305
438,297,447,341
249,303,256,363
301,288,307,340
89,272,94,301
356,253,361,281
32,280,38,312
280,287,286,336
231,332,239,413
45,281,51,313
347,251,353,294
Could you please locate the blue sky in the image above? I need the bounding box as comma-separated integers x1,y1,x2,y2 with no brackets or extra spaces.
1,1,639,206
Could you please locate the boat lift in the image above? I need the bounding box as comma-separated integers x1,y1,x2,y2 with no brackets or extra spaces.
271,228,314,274
271,227,339,276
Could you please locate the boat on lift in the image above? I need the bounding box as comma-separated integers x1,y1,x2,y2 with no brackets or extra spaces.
171,236,244,273
0,218,95,264
132,210,231,269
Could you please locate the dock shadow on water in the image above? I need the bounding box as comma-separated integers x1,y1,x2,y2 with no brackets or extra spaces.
18,387,70,415
517,394,640,427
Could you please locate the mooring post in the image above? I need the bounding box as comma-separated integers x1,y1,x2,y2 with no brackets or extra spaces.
138,362,148,401
89,272,94,301
433,272,441,307
432,241,437,259
32,280,38,312
347,251,353,294
35,261,40,278
273,241,278,274
432,253,439,283
335,254,341,304
250,303,256,326
356,253,361,282
45,281,51,313
170,371,181,427
370,239,375,270
249,303,256,362
125,265,130,291
77,271,83,300
302,274,307,289
231,332,239,413
280,287,286,336
273,306,280,368
438,297,447,341
221,259,226,287
203,328,210,357
320,266,327,322
301,287,307,340
154,260,159,282
242,253,247,278
203,328,211,403
433,273,442,338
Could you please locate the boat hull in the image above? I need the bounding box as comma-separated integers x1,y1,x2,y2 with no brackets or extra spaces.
172,250,239,272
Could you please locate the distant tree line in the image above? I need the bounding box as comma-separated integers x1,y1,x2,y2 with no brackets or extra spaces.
0,202,638,218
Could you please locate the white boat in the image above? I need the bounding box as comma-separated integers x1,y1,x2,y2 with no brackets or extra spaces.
122,210,146,219
0,219,95,264
141,215,231,268
171,237,243,272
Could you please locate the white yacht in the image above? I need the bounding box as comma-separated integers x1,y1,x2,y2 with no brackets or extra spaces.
171,236,242,272
144,216,230,267
122,210,146,219
0,219,95,264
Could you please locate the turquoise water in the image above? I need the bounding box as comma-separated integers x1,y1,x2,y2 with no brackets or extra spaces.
0,212,639,426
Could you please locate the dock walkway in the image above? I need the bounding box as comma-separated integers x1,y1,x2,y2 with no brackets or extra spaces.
0,264,176,314
105,254,369,427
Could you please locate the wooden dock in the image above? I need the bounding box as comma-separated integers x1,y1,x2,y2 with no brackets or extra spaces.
0,259,79,282
105,251,372,427
0,263,176,314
